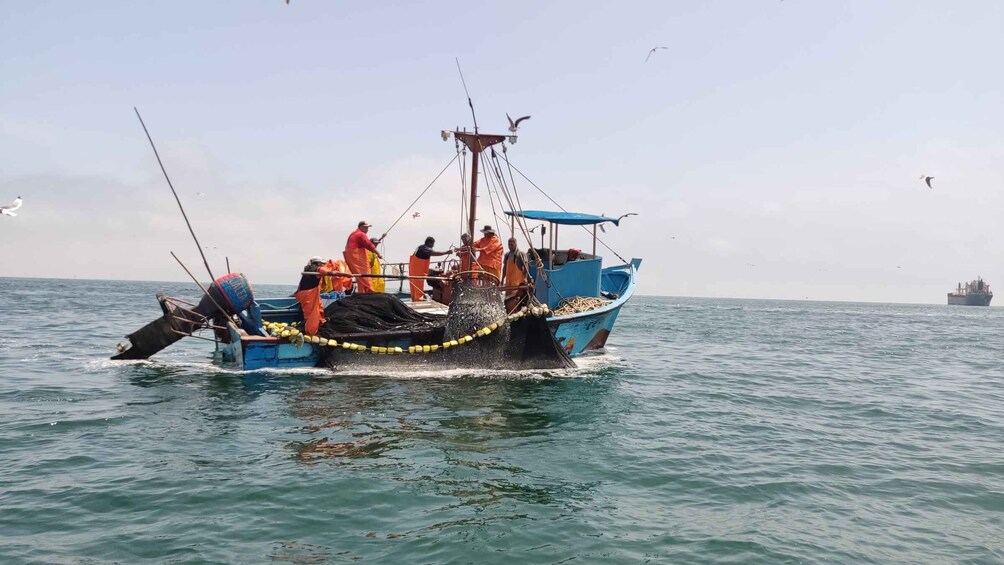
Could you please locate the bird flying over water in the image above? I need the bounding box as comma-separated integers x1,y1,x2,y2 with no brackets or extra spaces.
616,212,638,222
507,113,530,133
920,175,934,189
1,196,22,217
645,46,668,62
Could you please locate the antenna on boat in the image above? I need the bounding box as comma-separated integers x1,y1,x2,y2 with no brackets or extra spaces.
134,107,217,282
455,58,479,134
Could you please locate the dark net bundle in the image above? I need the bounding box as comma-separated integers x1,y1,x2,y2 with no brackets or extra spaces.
317,293,445,341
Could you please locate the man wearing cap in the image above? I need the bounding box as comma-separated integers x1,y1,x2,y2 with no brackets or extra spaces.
344,221,386,294
295,256,334,334
408,236,451,302
470,225,504,282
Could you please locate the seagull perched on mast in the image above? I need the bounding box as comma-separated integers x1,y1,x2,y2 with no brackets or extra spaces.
645,46,668,62
507,113,530,133
919,175,934,189
1,196,22,216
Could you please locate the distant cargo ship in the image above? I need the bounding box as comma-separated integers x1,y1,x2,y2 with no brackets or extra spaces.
947,277,993,306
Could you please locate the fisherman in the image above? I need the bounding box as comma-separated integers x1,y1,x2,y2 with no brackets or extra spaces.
502,237,531,312
456,233,475,276
470,225,504,282
408,236,451,302
295,256,334,334
344,220,386,294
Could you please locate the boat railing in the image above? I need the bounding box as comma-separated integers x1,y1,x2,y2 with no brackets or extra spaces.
379,259,457,295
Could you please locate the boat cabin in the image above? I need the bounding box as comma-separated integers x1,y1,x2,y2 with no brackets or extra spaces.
505,210,621,309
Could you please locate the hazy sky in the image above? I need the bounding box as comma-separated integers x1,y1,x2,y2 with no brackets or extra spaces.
1,1,1002,303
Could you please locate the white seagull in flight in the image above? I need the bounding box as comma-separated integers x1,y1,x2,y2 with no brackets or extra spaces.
1,196,22,216
919,175,934,189
507,113,531,133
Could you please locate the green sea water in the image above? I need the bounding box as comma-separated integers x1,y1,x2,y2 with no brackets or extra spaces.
1,277,1002,564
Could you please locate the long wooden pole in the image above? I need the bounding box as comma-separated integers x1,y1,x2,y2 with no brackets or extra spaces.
171,251,230,318
469,148,480,239
136,107,216,282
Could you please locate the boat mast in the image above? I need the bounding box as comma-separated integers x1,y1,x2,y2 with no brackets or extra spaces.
453,131,506,238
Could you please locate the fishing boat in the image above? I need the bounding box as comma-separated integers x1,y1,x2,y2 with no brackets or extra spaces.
112,121,640,371
947,277,992,306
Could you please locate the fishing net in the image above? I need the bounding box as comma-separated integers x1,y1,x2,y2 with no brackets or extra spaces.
111,284,235,360
552,296,610,316
317,282,574,371
317,293,445,339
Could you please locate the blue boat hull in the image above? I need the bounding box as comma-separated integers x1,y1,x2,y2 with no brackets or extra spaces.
548,260,638,356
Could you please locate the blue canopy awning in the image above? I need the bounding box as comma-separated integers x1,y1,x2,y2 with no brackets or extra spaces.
505,210,620,226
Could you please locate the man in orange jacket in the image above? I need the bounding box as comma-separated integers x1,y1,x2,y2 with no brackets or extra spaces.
344,220,386,294
471,225,503,283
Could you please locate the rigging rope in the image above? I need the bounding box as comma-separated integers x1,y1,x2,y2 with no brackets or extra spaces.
383,154,459,237
505,161,632,265
486,146,563,303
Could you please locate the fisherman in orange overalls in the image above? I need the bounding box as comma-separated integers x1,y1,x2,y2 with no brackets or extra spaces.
295,256,334,334
344,220,385,294
501,237,531,312
470,225,503,283
408,236,451,302
456,233,474,276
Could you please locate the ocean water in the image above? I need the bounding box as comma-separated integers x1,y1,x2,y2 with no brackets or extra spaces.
1,277,1002,564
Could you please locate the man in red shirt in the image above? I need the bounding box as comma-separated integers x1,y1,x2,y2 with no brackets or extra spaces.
344,221,386,294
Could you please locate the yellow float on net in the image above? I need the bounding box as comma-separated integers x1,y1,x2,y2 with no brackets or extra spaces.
280,330,291,338
449,339,459,347
422,345,431,353
394,347,403,354
430,345,439,352
442,342,451,349
489,322,498,331
408,346,416,354
328,340,338,347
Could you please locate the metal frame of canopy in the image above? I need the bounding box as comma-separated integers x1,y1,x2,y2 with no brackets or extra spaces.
504,210,621,264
